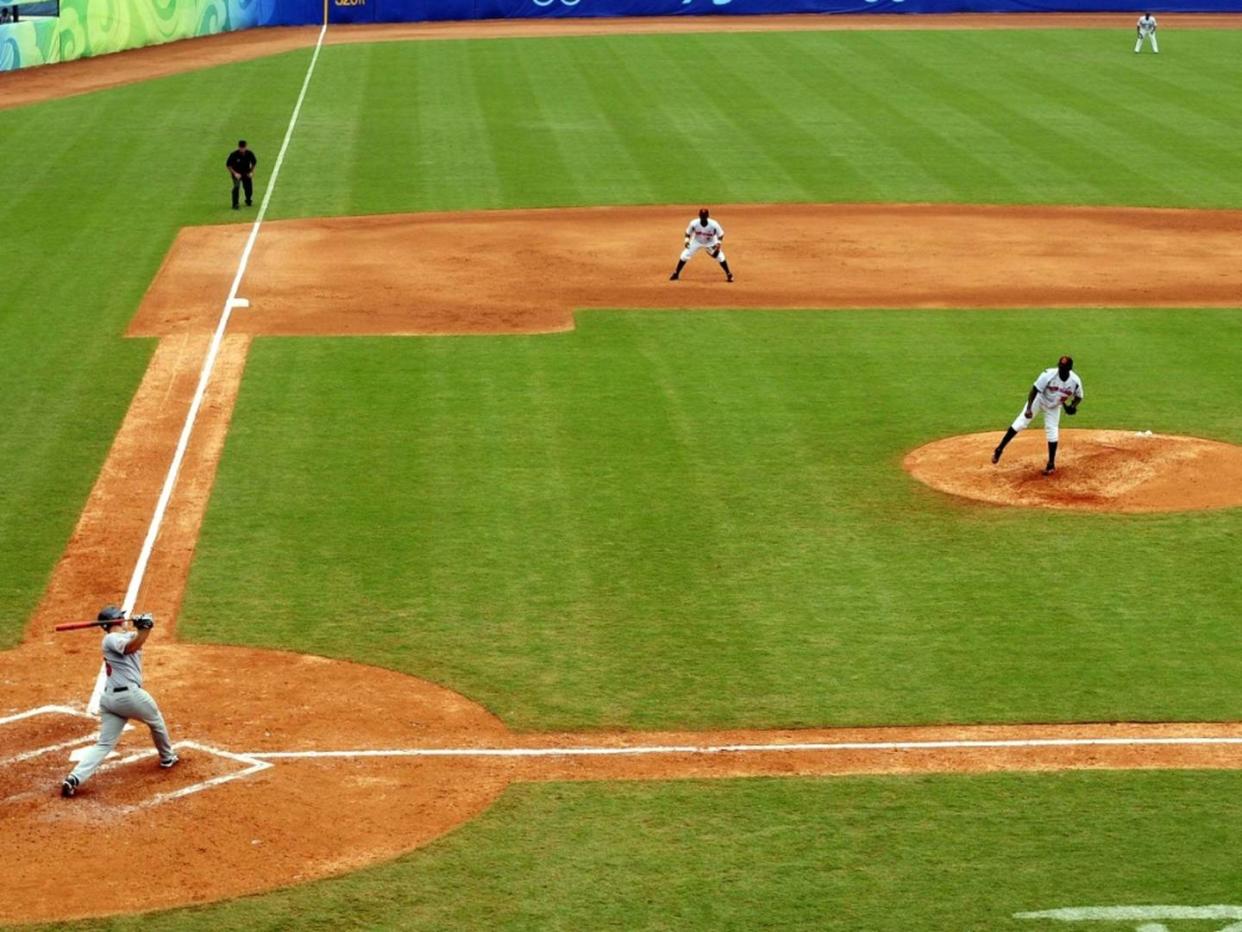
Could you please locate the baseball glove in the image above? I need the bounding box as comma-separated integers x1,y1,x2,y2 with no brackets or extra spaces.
132,613,155,630
710,246,721,258
1064,403,1078,416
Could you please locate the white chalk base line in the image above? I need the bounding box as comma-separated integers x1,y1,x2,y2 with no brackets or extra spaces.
244,734,1242,760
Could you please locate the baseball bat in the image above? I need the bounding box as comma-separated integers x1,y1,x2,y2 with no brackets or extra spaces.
54,619,121,632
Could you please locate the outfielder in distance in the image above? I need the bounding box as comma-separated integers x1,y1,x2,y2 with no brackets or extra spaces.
991,355,1084,476
1135,12,1159,53
669,208,734,282
60,606,178,799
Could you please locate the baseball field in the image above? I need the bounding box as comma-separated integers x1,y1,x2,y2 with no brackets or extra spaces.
3,14,1242,930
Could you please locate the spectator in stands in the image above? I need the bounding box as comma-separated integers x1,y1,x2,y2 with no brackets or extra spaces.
0,8,11,23
9,6,17,22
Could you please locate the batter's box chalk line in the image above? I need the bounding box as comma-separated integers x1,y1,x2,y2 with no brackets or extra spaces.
135,741,273,808
0,707,271,808
0,704,94,726
0,705,120,767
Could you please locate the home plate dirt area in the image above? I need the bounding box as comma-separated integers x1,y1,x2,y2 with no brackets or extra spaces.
4,202,1242,923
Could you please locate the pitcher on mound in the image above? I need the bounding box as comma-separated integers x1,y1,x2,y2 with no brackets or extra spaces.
991,355,1084,475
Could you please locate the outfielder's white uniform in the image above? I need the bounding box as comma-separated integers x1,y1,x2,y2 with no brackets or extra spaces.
1010,367,1084,441
681,217,727,263
1135,14,1158,53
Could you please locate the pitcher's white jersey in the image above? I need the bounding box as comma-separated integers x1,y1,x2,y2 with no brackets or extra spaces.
1033,367,1083,411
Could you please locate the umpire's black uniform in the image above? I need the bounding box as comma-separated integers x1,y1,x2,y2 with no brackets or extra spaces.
226,141,258,209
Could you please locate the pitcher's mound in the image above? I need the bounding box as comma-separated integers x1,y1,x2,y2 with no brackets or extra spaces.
905,429,1242,512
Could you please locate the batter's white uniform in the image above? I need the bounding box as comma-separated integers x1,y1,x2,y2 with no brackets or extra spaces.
67,630,176,789
1011,367,1084,441
1135,14,1159,53
681,217,727,263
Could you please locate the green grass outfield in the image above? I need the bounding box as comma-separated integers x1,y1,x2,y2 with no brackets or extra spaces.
182,308,1242,730
7,27,1242,646
5,28,1242,643
5,23,1242,929
41,770,1242,931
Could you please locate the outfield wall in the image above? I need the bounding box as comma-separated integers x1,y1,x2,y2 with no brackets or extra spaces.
321,0,1242,23
1,0,1235,73
0,0,280,70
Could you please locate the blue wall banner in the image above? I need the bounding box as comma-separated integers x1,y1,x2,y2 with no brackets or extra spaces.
325,0,1242,23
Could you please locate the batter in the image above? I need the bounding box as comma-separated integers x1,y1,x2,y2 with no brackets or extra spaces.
991,355,1084,475
669,208,734,282
60,606,179,798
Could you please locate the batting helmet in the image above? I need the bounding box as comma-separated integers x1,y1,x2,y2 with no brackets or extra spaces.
96,605,125,626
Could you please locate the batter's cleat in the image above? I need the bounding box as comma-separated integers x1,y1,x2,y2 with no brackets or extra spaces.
726,273,734,282
669,273,679,281
159,754,180,769
991,448,1002,464
60,776,78,798
1042,465,1056,476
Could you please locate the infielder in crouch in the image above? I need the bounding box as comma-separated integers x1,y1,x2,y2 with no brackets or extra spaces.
669,208,734,282
1135,12,1159,53
60,606,178,798
991,355,1084,476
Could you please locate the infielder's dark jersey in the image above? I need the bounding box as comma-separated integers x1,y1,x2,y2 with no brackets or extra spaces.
226,149,257,175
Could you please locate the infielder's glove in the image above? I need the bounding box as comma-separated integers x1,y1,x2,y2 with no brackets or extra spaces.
1064,403,1078,416
710,246,721,258
132,613,155,630
684,238,691,249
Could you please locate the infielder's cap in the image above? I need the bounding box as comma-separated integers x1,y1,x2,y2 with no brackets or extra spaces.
97,605,125,622
699,207,709,215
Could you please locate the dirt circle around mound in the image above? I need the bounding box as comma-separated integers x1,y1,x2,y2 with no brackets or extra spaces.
905,429,1242,512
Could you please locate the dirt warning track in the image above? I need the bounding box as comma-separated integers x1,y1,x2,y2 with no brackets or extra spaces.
5,201,1242,923
5,13,1242,112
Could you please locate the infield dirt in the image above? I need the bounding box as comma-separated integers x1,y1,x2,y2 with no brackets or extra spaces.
4,201,1242,921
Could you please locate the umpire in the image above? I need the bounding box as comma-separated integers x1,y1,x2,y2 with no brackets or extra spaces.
226,139,258,210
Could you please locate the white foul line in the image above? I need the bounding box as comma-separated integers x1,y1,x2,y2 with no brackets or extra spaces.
118,20,329,620
1014,905,1242,922
82,21,330,716
243,734,1242,760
